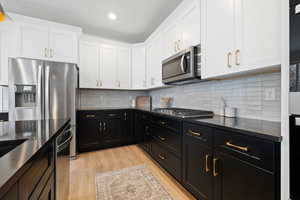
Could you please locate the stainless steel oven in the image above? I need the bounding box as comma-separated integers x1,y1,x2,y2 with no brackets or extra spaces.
162,46,201,85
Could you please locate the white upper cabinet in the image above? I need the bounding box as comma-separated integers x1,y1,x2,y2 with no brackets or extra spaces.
14,14,81,63
0,22,18,86
19,24,49,60
147,34,164,88
201,0,235,78
100,45,117,89
201,0,280,79
235,0,280,72
131,45,147,89
49,29,78,63
163,0,201,60
79,41,99,89
179,1,201,50
163,22,181,59
117,47,131,89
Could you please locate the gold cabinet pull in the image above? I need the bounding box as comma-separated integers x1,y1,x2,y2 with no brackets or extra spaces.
159,121,167,125
103,122,106,131
213,158,219,177
188,129,201,137
227,52,232,68
44,48,48,58
86,114,95,118
158,136,166,141
205,154,210,173
158,154,166,160
226,141,248,152
235,49,240,66
99,121,102,132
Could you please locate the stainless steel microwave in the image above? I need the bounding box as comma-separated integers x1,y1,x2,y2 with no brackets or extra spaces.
162,46,201,85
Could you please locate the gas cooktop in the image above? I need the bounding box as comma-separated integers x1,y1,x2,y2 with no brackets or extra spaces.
153,108,214,119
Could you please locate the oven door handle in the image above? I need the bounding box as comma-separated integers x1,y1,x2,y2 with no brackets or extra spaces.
57,135,73,153
180,54,186,73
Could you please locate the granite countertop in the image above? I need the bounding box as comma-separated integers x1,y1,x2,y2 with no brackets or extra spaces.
185,115,282,142
0,118,70,192
78,107,282,142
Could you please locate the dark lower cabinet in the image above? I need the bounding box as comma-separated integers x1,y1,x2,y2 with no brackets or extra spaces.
101,118,122,146
77,110,133,152
38,173,55,200
77,114,102,152
182,133,213,200
1,184,18,200
213,151,275,200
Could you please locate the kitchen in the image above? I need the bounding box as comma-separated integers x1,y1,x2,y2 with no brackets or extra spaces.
0,0,292,200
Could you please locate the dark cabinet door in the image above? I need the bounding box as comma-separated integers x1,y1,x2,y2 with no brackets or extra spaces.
122,111,134,144
101,118,122,146
1,183,18,200
182,133,213,200
213,151,275,200
77,116,101,152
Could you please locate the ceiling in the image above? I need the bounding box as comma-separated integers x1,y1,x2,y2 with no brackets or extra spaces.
1,0,183,43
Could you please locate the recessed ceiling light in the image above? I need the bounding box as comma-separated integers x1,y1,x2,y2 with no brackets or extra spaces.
108,12,117,20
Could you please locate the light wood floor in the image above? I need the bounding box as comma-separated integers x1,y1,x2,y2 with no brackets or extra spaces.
69,145,196,200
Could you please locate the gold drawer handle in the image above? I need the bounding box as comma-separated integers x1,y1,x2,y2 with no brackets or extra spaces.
213,158,219,177
226,141,248,152
235,49,240,66
160,121,167,125
158,136,166,141
158,154,166,160
205,154,210,173
86,115,95,118
188,130,201,137
227,52,232,68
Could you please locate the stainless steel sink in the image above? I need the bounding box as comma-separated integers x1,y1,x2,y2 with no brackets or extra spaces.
0,140,26,158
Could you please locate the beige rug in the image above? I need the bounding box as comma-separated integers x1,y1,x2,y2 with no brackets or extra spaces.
95,165,174,200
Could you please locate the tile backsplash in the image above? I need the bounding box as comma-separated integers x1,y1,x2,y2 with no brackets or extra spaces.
79,89,147,108
79,72,281,122
149,72,281,121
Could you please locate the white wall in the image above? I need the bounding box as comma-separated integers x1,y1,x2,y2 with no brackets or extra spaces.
281,0,290,198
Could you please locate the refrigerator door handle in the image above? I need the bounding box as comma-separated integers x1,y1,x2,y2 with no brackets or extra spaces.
45,65,50,120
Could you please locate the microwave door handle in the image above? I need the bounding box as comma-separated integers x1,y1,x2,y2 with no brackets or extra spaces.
180,54,186,73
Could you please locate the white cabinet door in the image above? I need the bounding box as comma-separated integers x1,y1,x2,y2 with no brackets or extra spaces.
201,0,235,79
180,1,201,50
19,24,49,60
49,29,78,63
117,47,131,89
131,46,146,89
151,35,164,88
100,45,117,89
235,0,280,72
79,41,100,89
163,22,181,59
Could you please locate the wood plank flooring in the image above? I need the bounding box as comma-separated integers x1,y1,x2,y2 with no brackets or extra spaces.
69,145,195,200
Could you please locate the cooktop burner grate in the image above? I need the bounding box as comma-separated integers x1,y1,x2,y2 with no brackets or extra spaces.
153,108,214,119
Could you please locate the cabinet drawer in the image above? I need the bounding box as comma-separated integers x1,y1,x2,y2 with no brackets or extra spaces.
214,129,275,171
136,112,151,121
77,111,101,120
152,125,181,156
151,142,181,181
152,116,181,132
101,111,123,119
183,123,213,147
19,142,54,199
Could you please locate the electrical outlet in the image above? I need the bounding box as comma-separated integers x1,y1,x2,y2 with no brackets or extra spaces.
264,88,276,101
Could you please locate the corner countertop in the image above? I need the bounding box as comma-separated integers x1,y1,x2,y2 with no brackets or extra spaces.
0,118,70,193
185,115,282,142
77,107,282,142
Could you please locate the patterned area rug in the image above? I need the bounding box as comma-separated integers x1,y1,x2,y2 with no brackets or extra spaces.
95,165,174,200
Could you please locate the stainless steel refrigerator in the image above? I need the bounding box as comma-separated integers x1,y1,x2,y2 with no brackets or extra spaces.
8,57,78,199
